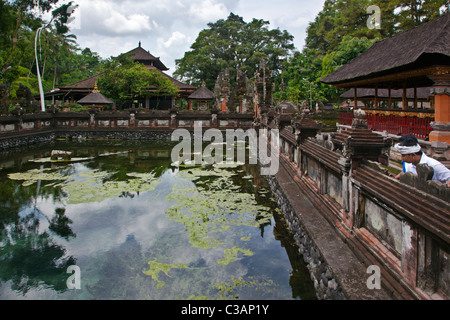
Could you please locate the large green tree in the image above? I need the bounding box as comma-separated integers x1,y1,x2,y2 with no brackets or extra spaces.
98,57,179,104
385,0,449,30
174,13,295,89
0,0,104,111
284,0,449,106
305,0,449,55
305,0,383,55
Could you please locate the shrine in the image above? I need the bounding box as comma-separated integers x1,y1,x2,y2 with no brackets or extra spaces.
187,82,215,111
45,42,196,110
321,12,450,144
77,82,114,111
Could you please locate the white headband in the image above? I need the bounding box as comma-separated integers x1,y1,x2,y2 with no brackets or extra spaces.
394,143,421,155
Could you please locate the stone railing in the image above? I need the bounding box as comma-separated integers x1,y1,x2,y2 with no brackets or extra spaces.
0,108,255,137
260,108,449,300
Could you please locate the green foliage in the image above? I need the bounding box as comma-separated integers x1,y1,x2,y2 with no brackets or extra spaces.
321,35,378,77
306,0,449,55
274,48,334,105
0,0,103,110
279,0,449,105
98,59,179,102
374,0,450,32
174,13,295,88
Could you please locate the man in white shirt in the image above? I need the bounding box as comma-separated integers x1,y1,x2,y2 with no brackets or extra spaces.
394,134,450,187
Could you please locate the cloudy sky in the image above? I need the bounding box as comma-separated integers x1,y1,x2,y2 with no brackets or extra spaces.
58,0,326,75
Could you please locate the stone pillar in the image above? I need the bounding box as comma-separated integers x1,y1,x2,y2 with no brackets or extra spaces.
214,69,230,112
331,109,392,170
428,74,450,144
211,109,218,128
89,106,97,128
170,108,177,129
294,108,322,176
11,104,24,132
129,107,137,129
294,108,323,143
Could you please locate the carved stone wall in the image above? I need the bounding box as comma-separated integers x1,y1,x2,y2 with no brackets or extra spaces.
263,108,450,300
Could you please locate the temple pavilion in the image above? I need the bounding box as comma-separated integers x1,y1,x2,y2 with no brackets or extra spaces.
322,12,450,143
45,42,196,110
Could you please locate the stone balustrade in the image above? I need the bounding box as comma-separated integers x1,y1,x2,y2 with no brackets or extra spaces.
261,108,449,300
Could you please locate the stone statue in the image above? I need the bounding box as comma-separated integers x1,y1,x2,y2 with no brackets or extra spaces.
16,83,38,113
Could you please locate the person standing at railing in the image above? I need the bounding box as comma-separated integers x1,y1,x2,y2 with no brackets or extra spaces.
393,134,450,187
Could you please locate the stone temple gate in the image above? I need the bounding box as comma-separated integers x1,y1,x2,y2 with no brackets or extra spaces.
213,59,273,115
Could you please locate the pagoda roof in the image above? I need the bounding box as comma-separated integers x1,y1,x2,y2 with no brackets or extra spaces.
59,74,102,90
48,43,195,98
55,69,195,95
124,42,169,71
78,91,114,105
321,12,450,89
188,84,215,100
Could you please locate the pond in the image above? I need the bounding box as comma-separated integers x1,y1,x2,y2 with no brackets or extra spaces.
0,140,316,300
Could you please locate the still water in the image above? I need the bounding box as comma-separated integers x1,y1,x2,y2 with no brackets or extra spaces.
0,140,316,300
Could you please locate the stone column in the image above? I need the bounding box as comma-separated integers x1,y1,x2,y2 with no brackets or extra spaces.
89,106,97,128
129,107,137,129
11,105,24,132
211,109,218,128
428,74,450,144
170,108,178,129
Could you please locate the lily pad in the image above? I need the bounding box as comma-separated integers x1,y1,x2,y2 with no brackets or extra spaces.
8,168,70,186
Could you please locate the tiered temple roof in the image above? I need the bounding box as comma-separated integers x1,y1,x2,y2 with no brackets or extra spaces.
46,43,195,102
321,12,450,89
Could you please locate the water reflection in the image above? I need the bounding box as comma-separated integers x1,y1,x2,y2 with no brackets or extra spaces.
0,141,316,300
0,213,76,295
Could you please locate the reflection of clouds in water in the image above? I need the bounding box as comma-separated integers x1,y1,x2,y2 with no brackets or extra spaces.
1,152,304,300
58,193,176,258
33,169,179,257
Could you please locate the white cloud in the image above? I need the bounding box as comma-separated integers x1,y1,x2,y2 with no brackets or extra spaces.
158,31,188,49
188,0,229,22
104,12,153,34
55,0,325,75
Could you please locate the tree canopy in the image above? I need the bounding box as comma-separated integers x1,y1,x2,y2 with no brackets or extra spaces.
275,0,449,107
174,13,295,89
0,0,102,110
98,56,179,104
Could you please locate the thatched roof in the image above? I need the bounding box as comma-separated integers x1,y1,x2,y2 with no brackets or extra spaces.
124,42,169,71
189,84,214,100
78,91,114,105
340,87,432,100
59,74,103,91
48,44,195,100
321,12,450,89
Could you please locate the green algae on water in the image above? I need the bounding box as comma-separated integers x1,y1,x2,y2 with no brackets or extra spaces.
143,259,189,289
8,168,70,186
61,170,161,204
7,166,162,204
217,246,254,265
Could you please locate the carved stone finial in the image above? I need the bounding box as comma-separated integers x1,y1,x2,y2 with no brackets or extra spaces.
354,108,366,119
351,108,368,129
